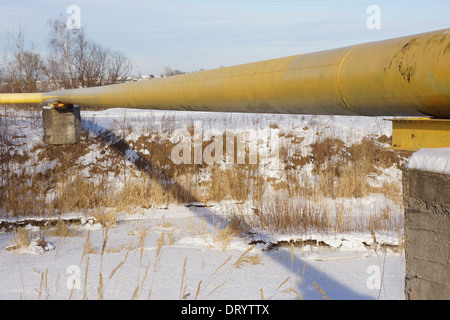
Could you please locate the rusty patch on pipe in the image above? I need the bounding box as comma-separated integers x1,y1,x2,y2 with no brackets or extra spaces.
385,37,418,83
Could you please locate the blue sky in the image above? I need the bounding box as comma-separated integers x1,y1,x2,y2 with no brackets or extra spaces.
0,0,449,75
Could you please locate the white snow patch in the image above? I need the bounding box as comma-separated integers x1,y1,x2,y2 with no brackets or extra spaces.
10,238,56,255
406,147,450,173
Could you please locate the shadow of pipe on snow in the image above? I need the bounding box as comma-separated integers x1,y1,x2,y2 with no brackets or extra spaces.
81,114,376,300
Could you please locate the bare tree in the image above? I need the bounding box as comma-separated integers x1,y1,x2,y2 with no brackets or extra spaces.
2,28,26,93
76,40,109,87
162,66,185,77
106,51,132,84
0,63,3,93
2,27,45,93
72,30,101,88
1,15,134,93
21,51,45,92
47,15,132,88
47,15,81,88
91,42,108,86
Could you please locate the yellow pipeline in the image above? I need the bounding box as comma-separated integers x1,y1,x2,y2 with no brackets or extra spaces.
0,93,45,104
0,28,449,118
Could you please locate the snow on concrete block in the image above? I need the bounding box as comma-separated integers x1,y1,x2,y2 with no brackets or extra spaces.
405,147,450,174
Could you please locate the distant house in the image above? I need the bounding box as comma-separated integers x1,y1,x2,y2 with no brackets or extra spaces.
141,74,155,80
125,76,138,82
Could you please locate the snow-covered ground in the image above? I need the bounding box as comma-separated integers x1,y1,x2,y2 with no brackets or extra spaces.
0,206,405,300
0,108,408,300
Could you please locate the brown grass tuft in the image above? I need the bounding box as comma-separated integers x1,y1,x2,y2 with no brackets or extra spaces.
8,227,30,250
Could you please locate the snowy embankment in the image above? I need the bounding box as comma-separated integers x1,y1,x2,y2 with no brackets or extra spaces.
0,108,409,300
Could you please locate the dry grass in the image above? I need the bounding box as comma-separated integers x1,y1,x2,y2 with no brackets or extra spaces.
0,169,48,218
113,176,195,209
51,219,77,237
245,191,404,236
213,223,244,251
313,282,329,300
52,174,112,213
284,136,411,199
92,209,119,228
1,109,410,241
207,165,262,203
9,227,30,250
250,194,332,235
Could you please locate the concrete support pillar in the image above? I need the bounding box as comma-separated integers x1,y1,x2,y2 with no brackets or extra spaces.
403,149,450,299
42,105,81,145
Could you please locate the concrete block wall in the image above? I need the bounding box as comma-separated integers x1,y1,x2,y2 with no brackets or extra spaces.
403,168,450,299
42,105,81,145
